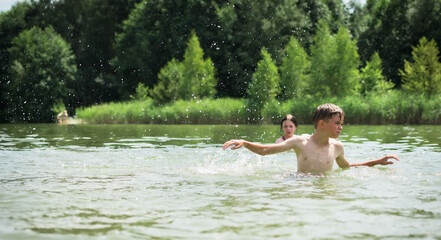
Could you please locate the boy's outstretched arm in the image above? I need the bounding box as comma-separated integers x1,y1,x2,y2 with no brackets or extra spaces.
222,139,293,156
350,155,400,167
335,144,400,169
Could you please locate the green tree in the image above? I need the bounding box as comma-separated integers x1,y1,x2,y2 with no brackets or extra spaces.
347,0,371,40
150,31,216,103
150,59,182,104
29,0,141,107
0,0,140,114
408,0,441,46
309,21,335,96
399,37,441,95
358,0,413,86
112,0,219,99
5,26,77,123
321,0,349,31
360,52,394,94
310,22,360,96
331,27,360,96
0,1,33,122
214,0,344,97
180,31,217,100
247,48,280,121
132,83,151,101
279,36,310,100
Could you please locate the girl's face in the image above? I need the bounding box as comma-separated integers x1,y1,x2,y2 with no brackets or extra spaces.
282,120,296,137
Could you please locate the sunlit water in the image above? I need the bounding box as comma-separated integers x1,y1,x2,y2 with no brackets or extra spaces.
1,124,440,239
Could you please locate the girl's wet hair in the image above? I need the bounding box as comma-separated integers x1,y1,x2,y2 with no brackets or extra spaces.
281,114,298,129
312,103,344,128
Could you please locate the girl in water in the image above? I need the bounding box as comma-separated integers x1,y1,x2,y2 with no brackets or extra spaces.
275,114,298,143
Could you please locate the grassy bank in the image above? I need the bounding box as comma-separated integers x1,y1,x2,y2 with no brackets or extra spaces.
76,92,441,124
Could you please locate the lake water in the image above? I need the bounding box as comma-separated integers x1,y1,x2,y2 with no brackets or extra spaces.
1,124,440,239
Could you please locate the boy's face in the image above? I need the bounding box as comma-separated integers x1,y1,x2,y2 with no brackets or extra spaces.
324,114,344,138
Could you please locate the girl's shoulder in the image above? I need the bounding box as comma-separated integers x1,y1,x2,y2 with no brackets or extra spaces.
275,137,284,143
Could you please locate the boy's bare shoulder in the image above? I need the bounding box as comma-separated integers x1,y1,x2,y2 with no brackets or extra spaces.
330,138,344,150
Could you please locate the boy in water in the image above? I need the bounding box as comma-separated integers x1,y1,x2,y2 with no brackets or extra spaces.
222,103,399,173
275,114,297,143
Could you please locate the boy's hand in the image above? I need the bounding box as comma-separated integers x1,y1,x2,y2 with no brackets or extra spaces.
222,139,245,150
373,155,400,165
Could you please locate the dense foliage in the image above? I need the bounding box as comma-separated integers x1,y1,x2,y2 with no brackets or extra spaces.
359,52,391,95
1,0,440,123
399,37,441,95
247,48,280,121
279,37,310,100
149,31,217,104
4,26,76,123
310,21,360,97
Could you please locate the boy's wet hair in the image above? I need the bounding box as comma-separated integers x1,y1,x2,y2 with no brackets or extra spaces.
281,114,298,129
313,103,344,128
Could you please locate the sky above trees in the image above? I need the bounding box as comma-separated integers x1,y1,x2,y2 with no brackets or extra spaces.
0,0,23,12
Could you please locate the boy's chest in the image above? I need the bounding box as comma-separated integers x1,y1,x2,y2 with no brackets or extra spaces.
297,144,338,171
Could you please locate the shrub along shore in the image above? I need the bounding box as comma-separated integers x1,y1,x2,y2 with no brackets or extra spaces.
76,91,441,125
